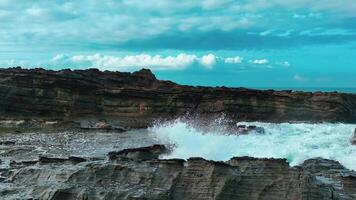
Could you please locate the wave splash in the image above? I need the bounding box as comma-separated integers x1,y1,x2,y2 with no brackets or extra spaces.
149,119,356,170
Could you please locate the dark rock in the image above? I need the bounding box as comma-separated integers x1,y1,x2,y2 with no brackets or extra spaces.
351,128,356,145
0,68,355,130
68,156,87,163
300,158,356,199
108,144,168,160
0,141,16,145
131,68,156,80
301,157,345,173
5,156,356,200
79,120,126,132
235,125,265,134
9,160,38,167
39,156,68,163
39,156,87,164
220,121,265,134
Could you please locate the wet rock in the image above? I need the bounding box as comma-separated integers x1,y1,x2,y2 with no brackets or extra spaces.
68,156,87,163
351,128,356,145
108,144,168,160
39,156,87,164
80,120,126,132
10,159,38,167
300,158,356,199
2,146,36,157
4,155,356,200
301,157,345,173
46,120,81,130
234,124,265,134
0,141,16,145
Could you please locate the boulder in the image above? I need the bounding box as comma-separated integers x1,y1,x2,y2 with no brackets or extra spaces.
108,144,168,160
235,124,265,134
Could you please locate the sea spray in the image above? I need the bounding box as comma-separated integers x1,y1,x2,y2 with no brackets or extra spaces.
149,119,356,170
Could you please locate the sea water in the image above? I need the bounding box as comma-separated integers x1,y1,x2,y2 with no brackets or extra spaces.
150,119,356,170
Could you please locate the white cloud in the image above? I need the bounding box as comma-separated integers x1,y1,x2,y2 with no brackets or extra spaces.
249,59,269,64
275,29,293,37
51,54,66,62
299,28,353,36
259,30,273,36
200,54,216,68
51,53,222,71
224,56,243,64
276,61,291,67
293,12,322,19
1,0,355,54
70,53,198,71
243,0,356,17
0,59,28,67
26,6,45,17
200,0,234,10
47,54,290,71
293,74,333,83
293,74,309,82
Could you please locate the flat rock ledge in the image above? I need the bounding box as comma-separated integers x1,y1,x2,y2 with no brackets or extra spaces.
1,145,356,200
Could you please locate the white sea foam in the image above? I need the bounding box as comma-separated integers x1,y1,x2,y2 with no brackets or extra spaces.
149,119,356,170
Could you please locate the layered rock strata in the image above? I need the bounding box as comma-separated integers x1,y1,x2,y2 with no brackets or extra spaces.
1,67,356,130
1,145,356,199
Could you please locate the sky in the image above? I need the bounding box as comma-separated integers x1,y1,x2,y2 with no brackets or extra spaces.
0,0,355,88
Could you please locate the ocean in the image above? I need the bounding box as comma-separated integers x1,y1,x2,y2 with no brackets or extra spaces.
254,87,356,94
150,119,356,170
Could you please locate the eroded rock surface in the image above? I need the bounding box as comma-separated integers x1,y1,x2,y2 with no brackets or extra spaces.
1,145,355,200
1,67,356,131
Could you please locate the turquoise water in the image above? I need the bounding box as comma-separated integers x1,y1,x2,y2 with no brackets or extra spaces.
150,119,356,170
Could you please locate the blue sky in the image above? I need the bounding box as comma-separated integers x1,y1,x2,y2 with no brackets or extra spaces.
0,0,355,88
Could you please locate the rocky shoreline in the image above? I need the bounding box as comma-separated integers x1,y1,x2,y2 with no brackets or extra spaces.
1,143,356,199
0,67,356,199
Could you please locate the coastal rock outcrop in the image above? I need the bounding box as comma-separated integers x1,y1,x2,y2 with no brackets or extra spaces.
108,144,168,160
1,67,356,130
1,145,356,199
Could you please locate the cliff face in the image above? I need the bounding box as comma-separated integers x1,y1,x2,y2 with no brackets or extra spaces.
3,145,356,200
1,67,356,127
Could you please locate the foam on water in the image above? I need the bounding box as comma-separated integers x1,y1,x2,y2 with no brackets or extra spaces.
149,119,356,170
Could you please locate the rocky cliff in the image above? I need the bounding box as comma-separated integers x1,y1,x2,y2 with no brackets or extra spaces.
2,144,356,200
1,67,356,129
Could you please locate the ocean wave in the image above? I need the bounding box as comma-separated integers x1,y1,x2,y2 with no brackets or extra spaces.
149,119,356,170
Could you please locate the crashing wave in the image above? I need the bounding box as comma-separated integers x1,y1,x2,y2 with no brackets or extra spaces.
150,118,356,170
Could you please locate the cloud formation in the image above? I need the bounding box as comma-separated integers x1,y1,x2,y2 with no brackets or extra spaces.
200,54,216,68
0,0,355,53
6,53,286,72
0,1,355,88
249,59,269,65
224,56,243,64
51,54,199,71
50,53,235,71
293,74,309,82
